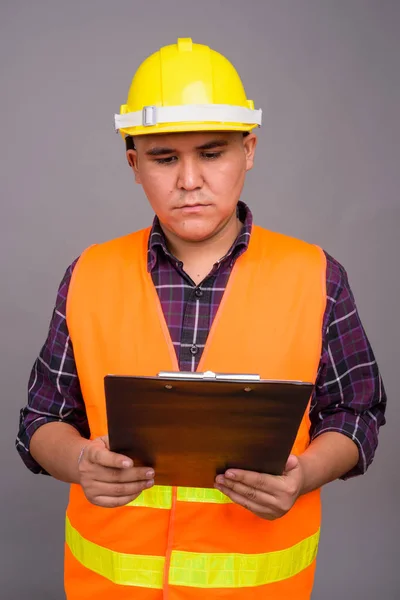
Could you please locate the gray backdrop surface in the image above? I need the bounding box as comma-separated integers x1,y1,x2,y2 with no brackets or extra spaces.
1,1,399,598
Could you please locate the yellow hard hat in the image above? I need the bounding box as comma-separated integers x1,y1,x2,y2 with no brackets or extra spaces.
114,38,262,138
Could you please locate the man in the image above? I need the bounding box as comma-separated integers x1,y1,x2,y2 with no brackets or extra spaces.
17,38,386,599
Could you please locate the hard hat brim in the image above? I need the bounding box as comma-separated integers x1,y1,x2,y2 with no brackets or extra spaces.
118,121,259,138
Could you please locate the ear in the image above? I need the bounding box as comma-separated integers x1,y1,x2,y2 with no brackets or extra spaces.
243,133,257,172
126,149,141,184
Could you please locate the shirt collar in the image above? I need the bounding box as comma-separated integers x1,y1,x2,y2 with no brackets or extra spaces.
147,201,253,272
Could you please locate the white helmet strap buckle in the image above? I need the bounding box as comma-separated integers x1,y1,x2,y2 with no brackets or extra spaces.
142,106,157,127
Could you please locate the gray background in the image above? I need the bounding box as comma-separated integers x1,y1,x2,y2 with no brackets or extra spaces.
1,0,399,598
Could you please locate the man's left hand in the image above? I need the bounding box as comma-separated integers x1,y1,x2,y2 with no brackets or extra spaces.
214,455,304,520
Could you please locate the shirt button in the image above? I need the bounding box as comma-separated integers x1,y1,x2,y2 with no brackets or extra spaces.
190,345,198,355
195,288,203,297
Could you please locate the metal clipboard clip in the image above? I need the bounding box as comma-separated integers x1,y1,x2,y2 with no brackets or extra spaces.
157,370,261,382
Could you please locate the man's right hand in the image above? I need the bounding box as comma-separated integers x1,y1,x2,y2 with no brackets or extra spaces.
78,436,154,508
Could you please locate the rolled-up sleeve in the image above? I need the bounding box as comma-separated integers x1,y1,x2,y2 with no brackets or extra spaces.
16,259,90,474
310,252,387,479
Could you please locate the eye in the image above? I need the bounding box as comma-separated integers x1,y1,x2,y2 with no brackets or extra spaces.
154,156,177,165
201,152,223,160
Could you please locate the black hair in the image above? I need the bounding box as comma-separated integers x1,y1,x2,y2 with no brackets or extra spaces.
125,136,135,151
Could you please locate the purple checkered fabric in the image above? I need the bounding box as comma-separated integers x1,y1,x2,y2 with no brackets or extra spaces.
16,202,386,478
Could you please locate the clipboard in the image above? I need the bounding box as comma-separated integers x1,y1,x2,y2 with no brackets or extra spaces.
105,371,313,488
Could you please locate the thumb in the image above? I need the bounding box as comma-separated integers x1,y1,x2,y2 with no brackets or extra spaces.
283,454,300,475
92,435,110,450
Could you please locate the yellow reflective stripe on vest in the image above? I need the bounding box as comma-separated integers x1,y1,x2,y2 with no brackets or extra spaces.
65,516,164,589
177,487,233,504
126,485,172,509
124,486,232,509
66,516,319,589
169,530,320,588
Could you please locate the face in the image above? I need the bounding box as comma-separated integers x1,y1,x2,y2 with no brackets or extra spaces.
126,131,257,243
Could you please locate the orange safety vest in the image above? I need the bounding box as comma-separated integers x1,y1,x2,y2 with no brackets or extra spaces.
65,224,326,600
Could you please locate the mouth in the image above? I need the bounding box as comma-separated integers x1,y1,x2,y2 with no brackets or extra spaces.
176,203,212,213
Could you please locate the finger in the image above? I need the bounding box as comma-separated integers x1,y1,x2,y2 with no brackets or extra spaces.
87,444,134,470
91,494,145,509
91,465,155,484
215,476,277,506
214,483,276,519
91,478,154,499
222,469,284,493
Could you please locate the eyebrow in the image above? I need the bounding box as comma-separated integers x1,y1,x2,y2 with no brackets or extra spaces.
145,139,229,156
196,139,229,151
146,147,176,156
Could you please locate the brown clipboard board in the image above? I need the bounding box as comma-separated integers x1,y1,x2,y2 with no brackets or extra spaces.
105,371,313,488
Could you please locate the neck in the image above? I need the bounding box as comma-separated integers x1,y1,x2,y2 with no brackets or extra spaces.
160,212,242,285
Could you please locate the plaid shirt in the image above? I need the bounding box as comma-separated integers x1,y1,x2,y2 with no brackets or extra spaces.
16,202,386,478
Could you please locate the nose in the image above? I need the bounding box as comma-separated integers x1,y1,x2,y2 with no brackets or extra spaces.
177,156,203,191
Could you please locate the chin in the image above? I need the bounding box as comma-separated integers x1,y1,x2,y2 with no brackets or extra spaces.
173,223,216,242
178,231,214,243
